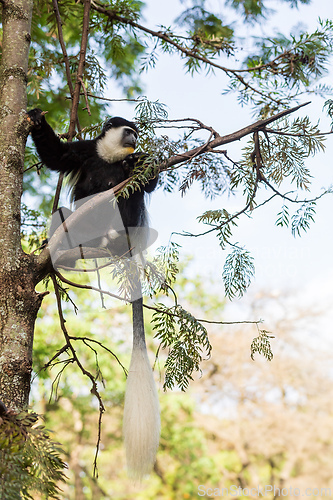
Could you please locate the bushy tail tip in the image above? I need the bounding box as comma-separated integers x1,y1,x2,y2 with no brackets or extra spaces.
123,345,160,480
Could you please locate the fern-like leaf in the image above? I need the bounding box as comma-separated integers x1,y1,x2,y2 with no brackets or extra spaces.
152,304,212,391
291,201,316,237
251,330,274,361
222,247,255,299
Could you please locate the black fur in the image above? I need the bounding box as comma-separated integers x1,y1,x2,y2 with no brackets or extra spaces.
27,109,158,230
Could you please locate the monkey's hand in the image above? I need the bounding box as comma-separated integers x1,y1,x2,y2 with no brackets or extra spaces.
27,108,47,129
128,152,150,165
125,153,158,193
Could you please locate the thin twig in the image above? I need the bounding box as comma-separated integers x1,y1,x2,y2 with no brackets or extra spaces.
57,260,115,273
68,0,91,139
51,0,75,99
85,93,144,103
54,269,126,302
142,303,262,326
78,76,91,115
52,173,64,214
261,176,329,205
265,127,333,137
51,0,83,213
94,258,105,308
58,246,133,272
50,273,105,477
32,344,70,381
69,336,127,376
173,164,260,239
93,409,104,477
50,359,74,402
52,0,91,212
23,161,43,173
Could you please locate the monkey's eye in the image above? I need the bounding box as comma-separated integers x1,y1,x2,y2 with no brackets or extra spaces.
124,128,138,139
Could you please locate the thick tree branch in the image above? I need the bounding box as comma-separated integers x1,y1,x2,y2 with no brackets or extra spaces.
0,0,40,412
163,101,311,169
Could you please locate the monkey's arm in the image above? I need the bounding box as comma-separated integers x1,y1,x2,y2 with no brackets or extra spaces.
27,108,73,172
27,108,93,174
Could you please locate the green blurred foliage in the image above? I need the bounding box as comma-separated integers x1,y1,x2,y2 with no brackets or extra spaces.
29,269,333,498
0,410,67,499
30,271,226,498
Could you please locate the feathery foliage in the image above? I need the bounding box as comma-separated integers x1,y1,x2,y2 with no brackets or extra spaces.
222,247,255,299
0,411,67,500
251,330,274,361
152,304,212,391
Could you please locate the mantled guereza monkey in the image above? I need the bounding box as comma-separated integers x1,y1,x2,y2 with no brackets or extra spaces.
28,108,160,479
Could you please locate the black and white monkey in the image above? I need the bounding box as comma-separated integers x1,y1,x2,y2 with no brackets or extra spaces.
28,108,160,479
28,109,158,246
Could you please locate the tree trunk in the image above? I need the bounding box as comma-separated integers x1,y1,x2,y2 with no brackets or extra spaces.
0,0,42,412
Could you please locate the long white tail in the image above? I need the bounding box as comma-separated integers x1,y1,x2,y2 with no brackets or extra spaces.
123,298,160,480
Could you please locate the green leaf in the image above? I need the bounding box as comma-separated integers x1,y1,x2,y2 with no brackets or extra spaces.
291,201,316,237
222,247,255,299
0,411,67,499
152,304,212,391
276,204,290,228
251,330,274,361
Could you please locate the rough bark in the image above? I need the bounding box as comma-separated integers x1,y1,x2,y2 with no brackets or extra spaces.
0,0,41,411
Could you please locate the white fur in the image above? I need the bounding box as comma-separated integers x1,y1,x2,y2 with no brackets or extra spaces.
97,127,134,163
123,343,160,480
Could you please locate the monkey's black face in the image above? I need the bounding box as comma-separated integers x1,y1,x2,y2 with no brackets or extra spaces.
97,122,138,163
122,127,138,149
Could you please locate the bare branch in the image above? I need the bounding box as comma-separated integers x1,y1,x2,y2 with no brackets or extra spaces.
58,258,119,273
54,269,125,303
68,336,127,376
261,176,330,205
78,76,91,115
143,302,262,326
85,92,143,103
52,173,65,215
50,273,105,476
163,102,311,170
68,0,91,139
265,127,333,138
51,0,75,100
50,0,91,214
34,345,70,379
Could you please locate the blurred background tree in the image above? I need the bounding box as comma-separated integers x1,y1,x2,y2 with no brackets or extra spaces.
30,272,333,498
